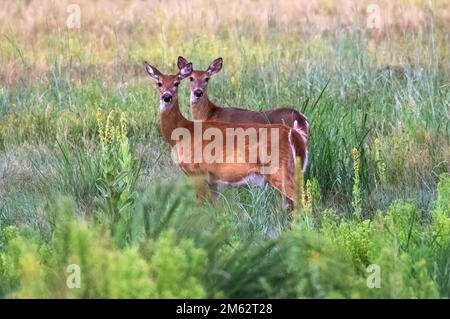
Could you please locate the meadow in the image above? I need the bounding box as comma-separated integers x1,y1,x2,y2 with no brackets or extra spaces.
0,0,450,298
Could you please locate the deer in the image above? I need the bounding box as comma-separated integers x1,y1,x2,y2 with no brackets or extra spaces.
177,56,309,171
143,60,307,209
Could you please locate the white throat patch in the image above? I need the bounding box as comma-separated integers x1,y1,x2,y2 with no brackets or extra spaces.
190,92,202,103
160,101,173,112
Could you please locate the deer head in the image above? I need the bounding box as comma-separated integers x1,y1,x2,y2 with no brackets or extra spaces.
177,56,222,104
144,60,193,112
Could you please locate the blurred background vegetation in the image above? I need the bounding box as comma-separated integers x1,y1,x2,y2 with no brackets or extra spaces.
0,0,449,298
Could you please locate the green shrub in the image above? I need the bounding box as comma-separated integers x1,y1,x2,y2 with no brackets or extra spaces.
384,201,422,252
95,109,140,239
143,231,207,298
284,231,369,298
429,173,450,297
0,197,210,298
335,219,374,270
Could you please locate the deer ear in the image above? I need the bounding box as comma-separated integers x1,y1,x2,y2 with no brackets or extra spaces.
177,56,189,70
178,62,193,79
144,61,162,81
206,57,223,76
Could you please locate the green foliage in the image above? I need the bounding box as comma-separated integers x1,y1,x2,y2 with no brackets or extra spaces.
384,202,422,251
434,173,450,218
294,157,305,211
373,138,386,186
95,109,140,238
336,219,374,270
283,231,369,298
0,0,449,299
143,231,207,298
429,174,450,296
1,175,449,298
0,197,210,298
0,226,20,297
306,178,322,215
352,148,362,219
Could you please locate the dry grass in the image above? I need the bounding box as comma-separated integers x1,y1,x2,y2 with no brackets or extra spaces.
1,0,449,80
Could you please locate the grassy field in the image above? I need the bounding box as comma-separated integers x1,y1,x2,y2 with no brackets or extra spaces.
1,0,450,298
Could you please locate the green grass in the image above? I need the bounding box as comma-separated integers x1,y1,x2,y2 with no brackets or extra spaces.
1,0,450,298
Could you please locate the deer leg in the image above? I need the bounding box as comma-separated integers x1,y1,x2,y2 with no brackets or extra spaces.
194,173,219,204
266,174,295,211
191,175,209,204
195,182,208,204
207,181,219,202
285,197,294,212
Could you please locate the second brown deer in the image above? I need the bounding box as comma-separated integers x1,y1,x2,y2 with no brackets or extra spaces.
177,56,309,171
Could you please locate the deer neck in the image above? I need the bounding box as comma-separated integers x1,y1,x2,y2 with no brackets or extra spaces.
160,97,191,146
191,93,218,121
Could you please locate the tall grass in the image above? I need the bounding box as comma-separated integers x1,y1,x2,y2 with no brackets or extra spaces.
0,0,449,298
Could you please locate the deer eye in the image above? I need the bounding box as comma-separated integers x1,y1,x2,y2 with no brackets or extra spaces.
190,77,194,82
157,82,162,87
174,82,179,87
205,77,209,82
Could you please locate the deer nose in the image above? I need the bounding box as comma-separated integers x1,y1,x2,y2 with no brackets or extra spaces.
162,93,172,103
193,89,203,98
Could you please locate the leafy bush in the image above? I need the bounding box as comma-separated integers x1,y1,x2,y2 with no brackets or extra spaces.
95,109,140,239
429,173,450,297
0,197,209,298
2,175,450,298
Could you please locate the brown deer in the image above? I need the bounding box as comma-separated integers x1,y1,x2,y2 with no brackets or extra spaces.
144,60,307,208
177,56,309,171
